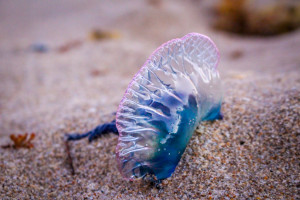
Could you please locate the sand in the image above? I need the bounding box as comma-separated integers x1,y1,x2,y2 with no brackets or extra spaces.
0,0,299,199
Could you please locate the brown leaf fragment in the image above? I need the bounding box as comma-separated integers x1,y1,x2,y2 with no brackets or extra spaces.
90,69,107,77
147,0,163,8
230,49,244,59
57,40,83,53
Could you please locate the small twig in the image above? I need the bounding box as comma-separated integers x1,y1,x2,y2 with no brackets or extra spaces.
1,144,13,149
65,140,75,175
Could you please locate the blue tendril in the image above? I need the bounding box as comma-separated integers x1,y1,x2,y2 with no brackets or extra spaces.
66,120,118,142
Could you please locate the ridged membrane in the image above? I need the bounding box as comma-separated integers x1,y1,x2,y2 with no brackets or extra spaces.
116,33,222,180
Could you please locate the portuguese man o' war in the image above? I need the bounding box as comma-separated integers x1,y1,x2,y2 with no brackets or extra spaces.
115,33,223,181
66,33,222,183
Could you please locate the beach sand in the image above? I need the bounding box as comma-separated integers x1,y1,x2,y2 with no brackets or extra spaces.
0,0,299,199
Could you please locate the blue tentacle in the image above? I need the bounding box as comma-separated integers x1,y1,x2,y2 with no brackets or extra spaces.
66,120,118,142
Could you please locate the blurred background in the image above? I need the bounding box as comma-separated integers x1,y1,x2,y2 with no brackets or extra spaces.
0,0,299,133
0,0,299,199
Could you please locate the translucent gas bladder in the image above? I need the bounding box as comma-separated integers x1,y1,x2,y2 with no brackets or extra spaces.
116,33,222,180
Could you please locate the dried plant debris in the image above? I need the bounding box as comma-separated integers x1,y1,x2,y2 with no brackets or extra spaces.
147,0,163,8
213,0,300,36
2,133,36,149
90,69,106,77
57,40,83,53
88,30,121,41
230,49,244,59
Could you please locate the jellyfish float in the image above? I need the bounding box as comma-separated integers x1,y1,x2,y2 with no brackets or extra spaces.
115,33,222,181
